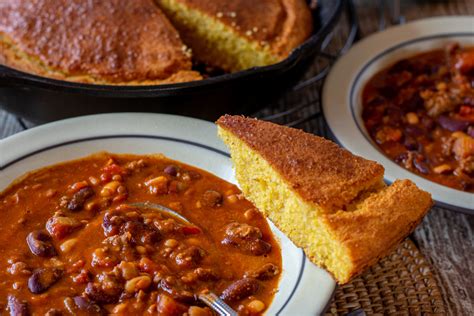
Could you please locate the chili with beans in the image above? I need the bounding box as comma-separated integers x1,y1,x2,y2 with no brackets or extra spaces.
362,43,474,192
0,153,281,315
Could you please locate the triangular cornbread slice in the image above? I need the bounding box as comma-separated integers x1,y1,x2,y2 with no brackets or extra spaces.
0,0,201,84
217,115,432,283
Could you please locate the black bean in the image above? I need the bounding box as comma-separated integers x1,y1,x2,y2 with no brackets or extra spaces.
164,165,178,177
28,268,63,294
7,295,29,316
245,263,280,280
68,186,94,211
26,230,56,257
220,278,260,302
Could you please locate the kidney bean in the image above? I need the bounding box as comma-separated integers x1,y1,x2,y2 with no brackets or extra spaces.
85,282,121,304
159,279,196,304
438,115,470,132
389,59,414,74
467,127,474,138
421,116,436,130
463,96,474,106
224,223,262,240
222,223,272,256
26,230,57,257
385,107,403,126
403,136,419,151
164,165,178,177
28,268,63,294
245,263,280,280
394,152,409,164
193,268,218,281
102,211,124,237
46,216,81,239
378,86,398,99
174,246,204,269
413,156,430,174
44,309,62,316
401,94,423,112
201,190,223,207
68,186,94,211
220,278,260,302
72,296,105,315
122,220,162,245
7,295,29,316
405,125,425,137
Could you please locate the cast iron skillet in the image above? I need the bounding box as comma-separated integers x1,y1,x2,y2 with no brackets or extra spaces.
0,0,344,123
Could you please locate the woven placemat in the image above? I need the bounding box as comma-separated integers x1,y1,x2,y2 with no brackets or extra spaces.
325,239,447,315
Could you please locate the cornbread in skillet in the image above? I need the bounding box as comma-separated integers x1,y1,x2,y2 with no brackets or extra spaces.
157,0,313,72
0,0,201,84
217,115,433,283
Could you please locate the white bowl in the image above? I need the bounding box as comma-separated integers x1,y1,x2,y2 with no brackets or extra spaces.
323,17,474,213
0,113,335,315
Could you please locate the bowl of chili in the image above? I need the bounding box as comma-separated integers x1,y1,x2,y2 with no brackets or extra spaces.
0,113,336,315
323,16,473,213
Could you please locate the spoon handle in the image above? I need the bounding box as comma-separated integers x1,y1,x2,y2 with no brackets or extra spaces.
198,293,238,316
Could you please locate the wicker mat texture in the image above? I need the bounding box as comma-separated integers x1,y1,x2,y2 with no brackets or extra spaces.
325,239,446,315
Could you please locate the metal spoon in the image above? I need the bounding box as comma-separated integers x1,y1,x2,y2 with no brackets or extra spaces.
126,201,238,316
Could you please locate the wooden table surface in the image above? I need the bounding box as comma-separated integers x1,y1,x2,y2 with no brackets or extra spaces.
0,0,473,315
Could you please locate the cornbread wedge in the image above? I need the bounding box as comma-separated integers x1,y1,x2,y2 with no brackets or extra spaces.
0,0,201,85
217,115,433,283
157,0,313,72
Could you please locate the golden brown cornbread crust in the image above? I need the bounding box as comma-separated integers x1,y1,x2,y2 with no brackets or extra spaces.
169,0,313,57
322,179,432,281
0,0,201,84
217,115,385,212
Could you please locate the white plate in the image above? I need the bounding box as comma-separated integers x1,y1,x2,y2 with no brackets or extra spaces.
323,17,474,213
0,113,335,315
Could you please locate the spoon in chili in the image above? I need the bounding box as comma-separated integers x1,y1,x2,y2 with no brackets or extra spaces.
126,202,238,316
